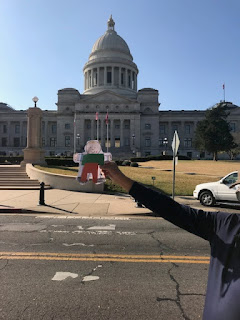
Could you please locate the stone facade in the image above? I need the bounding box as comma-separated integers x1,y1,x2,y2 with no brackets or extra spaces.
0,16,240,160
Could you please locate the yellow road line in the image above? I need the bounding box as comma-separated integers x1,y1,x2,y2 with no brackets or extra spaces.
0,252,210,264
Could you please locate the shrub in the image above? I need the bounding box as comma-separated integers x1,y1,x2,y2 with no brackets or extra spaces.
122,160,131,166
130,162,139,167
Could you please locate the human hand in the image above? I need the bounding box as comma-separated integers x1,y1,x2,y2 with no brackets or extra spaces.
100,161,134,192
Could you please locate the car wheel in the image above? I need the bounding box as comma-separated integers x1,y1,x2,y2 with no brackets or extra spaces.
199,191,215,207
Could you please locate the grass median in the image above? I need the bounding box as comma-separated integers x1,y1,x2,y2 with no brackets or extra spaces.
35,160,239,196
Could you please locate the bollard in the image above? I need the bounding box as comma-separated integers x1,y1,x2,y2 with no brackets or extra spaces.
134,199,143,208
39,182,45,205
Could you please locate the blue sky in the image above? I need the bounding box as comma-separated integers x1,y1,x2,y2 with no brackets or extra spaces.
0,0,239,111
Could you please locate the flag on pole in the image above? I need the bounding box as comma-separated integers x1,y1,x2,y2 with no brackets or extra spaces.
95,112,99,120
223,84,225,90
105,111,109,124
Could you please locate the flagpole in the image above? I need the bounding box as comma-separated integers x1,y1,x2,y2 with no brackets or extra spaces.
107,122,109,153
97,118,99,141
223,83,225,102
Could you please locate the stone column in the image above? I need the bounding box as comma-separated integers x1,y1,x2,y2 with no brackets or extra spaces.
119,67,121,87
120,119,124,147
104,67,107,86
111,66,114,86
97,67,100,86
21,107,46,166
125,69,128,88
91,69,93,87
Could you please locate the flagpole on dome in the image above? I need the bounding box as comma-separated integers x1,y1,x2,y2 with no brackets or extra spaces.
223,83,225,102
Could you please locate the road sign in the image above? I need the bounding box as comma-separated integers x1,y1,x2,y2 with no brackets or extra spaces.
172,131,180,156
172,131,180,200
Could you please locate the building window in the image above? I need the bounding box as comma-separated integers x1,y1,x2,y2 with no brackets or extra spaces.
125,124,130,129
87,123,91,129
145,138,151,147
107,72,112,84
115,138,120,148
125,137,130,146
185,124,191,134
50,137,57,147
184,138,192,147
145,123,151,130
115,124,120,129
159,138,164,146
14,137,20,147
65,136,70,147
2,137,7,147
145,151,151,156
65,123,70,130
52,124,57,134
15,124,20,134
230,123,236,132
3,124,7,133
42,138,45,147
160,124,165,134
128,75,131,87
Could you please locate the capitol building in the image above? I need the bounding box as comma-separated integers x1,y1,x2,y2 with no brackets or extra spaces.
0,16,240,160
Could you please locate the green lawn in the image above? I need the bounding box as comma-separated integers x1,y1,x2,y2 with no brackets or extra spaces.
35,160,239,196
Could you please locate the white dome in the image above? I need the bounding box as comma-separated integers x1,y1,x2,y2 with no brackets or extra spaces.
91,30,131,56
88,15,133,62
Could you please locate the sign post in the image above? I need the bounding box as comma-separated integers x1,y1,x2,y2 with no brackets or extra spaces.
172,131,180,200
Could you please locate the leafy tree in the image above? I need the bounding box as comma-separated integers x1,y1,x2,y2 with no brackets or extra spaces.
194,103,236,161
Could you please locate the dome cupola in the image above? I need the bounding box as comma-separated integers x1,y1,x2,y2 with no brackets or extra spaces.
83,16,138,97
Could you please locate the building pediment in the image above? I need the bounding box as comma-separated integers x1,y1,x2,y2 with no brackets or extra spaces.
80,90,137,104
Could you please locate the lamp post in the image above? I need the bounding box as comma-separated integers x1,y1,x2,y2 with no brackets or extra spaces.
163,137,168,155
32,96,39,108
76,134,80,152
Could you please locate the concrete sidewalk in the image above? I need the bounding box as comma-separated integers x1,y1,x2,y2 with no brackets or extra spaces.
0,188,228,218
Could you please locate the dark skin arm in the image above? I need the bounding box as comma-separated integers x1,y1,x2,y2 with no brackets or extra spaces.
100,161,134,192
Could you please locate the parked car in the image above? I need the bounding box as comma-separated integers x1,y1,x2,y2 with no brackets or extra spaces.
193,171,239,206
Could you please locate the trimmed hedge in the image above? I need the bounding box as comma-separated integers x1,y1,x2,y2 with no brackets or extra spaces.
0,156,23,164
130,155,191,162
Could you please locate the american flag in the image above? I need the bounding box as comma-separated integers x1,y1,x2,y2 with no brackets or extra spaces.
105,111,109,124
95,112,98,120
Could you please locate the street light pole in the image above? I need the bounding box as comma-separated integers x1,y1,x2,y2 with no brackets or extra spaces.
32,96,39,108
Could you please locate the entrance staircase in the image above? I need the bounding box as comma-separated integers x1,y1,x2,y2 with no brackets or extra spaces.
0,165,51,190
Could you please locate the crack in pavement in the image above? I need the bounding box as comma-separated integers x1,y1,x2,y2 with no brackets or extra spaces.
81,264,103,285
0,259,8,270
156,263,191,320
148,231,173,254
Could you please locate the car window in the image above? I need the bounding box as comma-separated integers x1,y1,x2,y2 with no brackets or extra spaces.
223,172,238,185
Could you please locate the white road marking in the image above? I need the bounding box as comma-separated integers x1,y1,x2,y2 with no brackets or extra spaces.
82,276,99,282
52,272,78,281
63,243,94,247
77,226,84,229
40,230,136,236
87,224,116,231
35,216,130,220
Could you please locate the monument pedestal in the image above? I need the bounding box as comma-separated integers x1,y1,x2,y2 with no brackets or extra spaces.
21,106,47,167
21,148,47,167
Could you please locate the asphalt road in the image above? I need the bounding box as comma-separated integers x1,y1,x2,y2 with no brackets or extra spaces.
0,214,210,320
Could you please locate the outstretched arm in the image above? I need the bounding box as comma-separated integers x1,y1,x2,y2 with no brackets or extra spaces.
100,161,134,192
101,161,216,241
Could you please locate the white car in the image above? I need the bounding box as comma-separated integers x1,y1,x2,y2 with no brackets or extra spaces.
193,171,239,206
